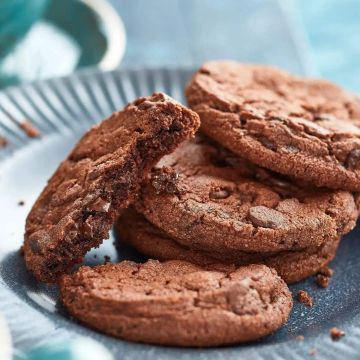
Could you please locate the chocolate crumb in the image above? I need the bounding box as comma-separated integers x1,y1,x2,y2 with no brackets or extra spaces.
297,290,313,307
19,121,40,138
18,200,25,206
151,166,180,195
93,254,97,259
104,255,111,263
295,335,304,341
330,327,345,340
0,136,8,148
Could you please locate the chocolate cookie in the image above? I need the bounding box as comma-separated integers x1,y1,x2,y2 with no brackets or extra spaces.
60,260,292,346
24,93,200,283
115,208,340,283
136,137,357,254
186,61,360,191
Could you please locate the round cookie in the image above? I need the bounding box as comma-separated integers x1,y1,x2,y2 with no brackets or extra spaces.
186,61,360,191
115,208,340,284
23,93,200,283
60,260,292,346
136,137,357,254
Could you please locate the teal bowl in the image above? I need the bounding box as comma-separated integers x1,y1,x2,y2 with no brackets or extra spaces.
0,0,49,58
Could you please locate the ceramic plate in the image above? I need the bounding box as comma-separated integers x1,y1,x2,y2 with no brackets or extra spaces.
0,67,359,359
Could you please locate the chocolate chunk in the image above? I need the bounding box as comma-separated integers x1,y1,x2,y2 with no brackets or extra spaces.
346,148,360,170
209,188,231,200
151,167,180,195
248,206,288,229
258,137,277,151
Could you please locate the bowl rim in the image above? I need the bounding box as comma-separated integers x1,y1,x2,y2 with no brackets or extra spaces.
79,0,126,71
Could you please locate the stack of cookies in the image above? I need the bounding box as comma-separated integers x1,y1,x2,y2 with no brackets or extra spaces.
23,62,360,347
117,61,360,286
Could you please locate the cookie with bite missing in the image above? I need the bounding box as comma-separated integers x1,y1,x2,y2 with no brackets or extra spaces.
23,93,200,283
135,137,357,254
60,260,292,346
186,61,360,191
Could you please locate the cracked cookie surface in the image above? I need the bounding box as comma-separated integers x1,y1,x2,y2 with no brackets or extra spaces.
136,137,357,254
116,208,341,284
186,61,360,191
60,259,292,346
23,93,200,283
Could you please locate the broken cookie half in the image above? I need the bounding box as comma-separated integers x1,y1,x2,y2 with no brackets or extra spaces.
23,93,200,283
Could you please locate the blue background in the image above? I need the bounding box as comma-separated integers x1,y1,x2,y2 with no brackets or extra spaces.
109,0,360,92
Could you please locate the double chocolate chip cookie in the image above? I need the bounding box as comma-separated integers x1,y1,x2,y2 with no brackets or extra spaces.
135,137,357,256
23,93,200,283
60,260,292,346
186,61,360,191
116,208,341,284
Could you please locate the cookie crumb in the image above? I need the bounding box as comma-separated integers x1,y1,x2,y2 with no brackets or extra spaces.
104,255,111,263
315,274,330,288
0,136,8,148
295,335,304,341
297,290,313,307
318,266,333,277
19,121,40,138
309,348,317,356
330,327,345,340
19,245,24,256
151,167,180,195
315,266,333,288
18,200,25,206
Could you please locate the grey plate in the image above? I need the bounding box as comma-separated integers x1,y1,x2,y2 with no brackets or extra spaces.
0,67,360,360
